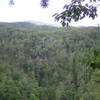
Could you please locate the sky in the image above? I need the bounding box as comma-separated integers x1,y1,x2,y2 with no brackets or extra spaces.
0,0,100,26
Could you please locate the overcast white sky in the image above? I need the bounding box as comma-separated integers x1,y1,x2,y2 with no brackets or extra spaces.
0,0,100,26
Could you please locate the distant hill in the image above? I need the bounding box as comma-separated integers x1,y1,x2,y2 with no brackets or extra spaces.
0,21,58,29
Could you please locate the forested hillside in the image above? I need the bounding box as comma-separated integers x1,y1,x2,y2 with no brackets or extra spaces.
0,22,57,29
0,24,100,100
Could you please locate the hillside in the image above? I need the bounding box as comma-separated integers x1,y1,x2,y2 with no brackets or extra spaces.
0,24,100,100
0,21,58,29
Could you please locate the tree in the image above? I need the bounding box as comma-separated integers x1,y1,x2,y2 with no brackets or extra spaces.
9,0,100,26
41,0,100,26
90,50,100,70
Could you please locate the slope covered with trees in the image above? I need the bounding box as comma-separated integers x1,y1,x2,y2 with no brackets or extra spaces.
0,22,57,29
0,24,100,100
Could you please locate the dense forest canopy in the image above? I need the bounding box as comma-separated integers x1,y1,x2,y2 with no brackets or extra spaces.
0,23,100,100
0,1,99,100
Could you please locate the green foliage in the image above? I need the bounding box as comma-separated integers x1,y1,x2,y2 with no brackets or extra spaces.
0,60,39,100
90,50,100,69
38,0,100,26
0,24,100,100
54,3,97,26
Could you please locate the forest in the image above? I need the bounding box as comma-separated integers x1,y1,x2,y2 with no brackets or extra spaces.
0,23,100,100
